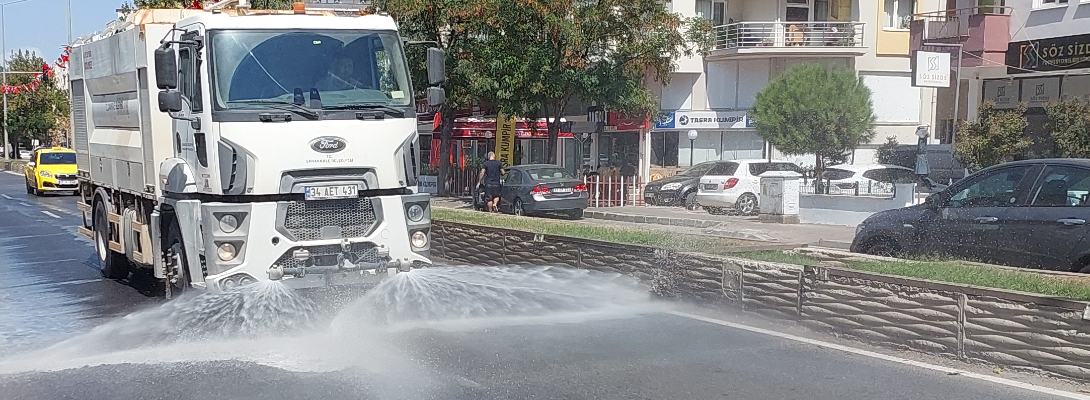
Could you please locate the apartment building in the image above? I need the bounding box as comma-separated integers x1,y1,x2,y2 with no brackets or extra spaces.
911,0,1090,147
640,0,943,179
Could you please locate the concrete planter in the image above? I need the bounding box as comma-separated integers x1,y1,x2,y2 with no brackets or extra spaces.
433,220,1090,382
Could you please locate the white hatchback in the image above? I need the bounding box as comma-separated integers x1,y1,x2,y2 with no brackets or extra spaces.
696,159,803,215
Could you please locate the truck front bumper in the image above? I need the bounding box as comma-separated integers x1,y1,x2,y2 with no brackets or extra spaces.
194,193,433,293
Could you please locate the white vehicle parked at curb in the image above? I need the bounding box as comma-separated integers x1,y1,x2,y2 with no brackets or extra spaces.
696,159,803,215
821,164,942,195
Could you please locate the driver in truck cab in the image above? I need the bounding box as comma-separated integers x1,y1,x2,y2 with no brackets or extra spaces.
318,55,365,91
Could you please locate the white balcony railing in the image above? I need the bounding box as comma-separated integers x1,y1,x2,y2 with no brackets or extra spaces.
712,21,865,50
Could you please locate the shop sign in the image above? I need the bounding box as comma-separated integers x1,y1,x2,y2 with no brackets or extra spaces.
913,51,951,88
495,112,518,168
417,175,437,194
1063,75,1090,100
1007,32,1090,74
655,110,748,130
983,80,1019,109
1020,77,1061,108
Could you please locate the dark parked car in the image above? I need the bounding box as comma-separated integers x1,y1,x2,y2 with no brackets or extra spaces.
852,159,1090,272
643,161,735,209
473,164,589,219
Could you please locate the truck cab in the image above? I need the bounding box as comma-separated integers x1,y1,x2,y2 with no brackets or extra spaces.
71,0,447,297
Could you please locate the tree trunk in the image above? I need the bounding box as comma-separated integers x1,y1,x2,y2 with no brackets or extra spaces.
437,107,455,197
546,101,565,165
814,153,826,194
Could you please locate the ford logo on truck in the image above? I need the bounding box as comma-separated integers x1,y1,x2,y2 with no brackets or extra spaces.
310,137,346,153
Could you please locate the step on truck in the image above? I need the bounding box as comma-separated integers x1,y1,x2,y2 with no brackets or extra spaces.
71,0,448,297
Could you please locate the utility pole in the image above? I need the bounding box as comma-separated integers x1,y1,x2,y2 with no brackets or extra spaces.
2,4,7,160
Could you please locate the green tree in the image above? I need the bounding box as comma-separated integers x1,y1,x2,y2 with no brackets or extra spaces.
750,64,876,188
876,135,899,165
120,0,293,15
376,0,489,196
3,50,69,153
470,0,700,164
1046,97,1090,158
955,102,1030,172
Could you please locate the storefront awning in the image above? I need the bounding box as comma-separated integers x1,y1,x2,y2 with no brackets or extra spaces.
433,114,574,138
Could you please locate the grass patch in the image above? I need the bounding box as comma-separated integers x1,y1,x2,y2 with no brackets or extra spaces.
435,207,1090,301
722,250,1090,301
848,260,1090,301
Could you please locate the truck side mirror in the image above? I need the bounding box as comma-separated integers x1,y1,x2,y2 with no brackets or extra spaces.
154,46,178,90
427,86,446,107
158,90,183,113
426,48,446,86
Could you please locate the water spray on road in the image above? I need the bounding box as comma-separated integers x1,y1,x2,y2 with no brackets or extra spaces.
0,265,659,375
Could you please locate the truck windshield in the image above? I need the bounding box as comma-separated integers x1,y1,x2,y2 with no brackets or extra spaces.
210,29,412,111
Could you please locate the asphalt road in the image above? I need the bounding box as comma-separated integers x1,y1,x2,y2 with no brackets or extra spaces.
0,171,1085,400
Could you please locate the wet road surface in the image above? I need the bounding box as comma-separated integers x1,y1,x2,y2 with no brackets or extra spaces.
0,171,1085,400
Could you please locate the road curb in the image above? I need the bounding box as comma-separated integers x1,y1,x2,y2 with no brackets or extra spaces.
584,210,720,229
432,220,1090,383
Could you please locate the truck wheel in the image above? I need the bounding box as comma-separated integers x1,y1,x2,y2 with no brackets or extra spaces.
164,222,191,296
93,200,130,280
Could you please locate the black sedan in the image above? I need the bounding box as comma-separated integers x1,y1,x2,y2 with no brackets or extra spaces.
852,159,1090,272
474,164,589,219
643,161,736,209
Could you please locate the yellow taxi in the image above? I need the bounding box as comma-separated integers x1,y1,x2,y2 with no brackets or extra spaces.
24,147,79,196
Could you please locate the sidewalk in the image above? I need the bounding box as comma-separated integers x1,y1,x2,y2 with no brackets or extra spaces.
430,197,855,249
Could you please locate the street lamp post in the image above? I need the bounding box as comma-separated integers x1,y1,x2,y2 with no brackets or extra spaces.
687,130,698,167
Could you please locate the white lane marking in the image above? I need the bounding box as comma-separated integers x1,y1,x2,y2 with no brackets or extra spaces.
3,170,20,176
19,202,32,207
668,310,1090,400
41,210,61,219
1,194,11,199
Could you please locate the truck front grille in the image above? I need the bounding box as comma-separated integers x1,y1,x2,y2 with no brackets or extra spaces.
283,198,379,241
273,242,382,270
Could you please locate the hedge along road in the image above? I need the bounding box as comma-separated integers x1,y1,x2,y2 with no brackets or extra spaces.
0,172,1086,400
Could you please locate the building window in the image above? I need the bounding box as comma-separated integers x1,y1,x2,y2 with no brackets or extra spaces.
1036,0,1068,7
651,132,679,168
696,0,726,26
884,0,915,30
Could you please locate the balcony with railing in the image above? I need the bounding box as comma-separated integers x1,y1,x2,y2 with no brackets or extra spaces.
709,21,866,59
909,6,1011,68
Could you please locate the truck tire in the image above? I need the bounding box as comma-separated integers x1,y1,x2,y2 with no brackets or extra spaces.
164,221,191,295
93,200,130,280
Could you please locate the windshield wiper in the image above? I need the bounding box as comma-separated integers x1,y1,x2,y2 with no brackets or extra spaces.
322,103,406,118
227,100,319,120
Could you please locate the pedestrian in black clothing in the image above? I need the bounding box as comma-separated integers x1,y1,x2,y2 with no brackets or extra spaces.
477,152,505,212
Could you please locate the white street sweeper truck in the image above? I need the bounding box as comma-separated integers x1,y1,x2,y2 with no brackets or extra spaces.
70,0,448,297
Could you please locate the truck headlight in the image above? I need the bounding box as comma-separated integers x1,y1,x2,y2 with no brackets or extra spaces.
218,214,240,233
39,171,52,178
217,242,238,261
411,231,428,248
407,204,425,222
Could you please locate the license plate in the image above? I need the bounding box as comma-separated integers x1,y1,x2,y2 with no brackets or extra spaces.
552,188,573,194
703,184,718,190
58,180,77,185
304,185,358,200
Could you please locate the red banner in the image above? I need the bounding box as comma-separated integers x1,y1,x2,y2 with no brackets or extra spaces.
1,46,70,95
